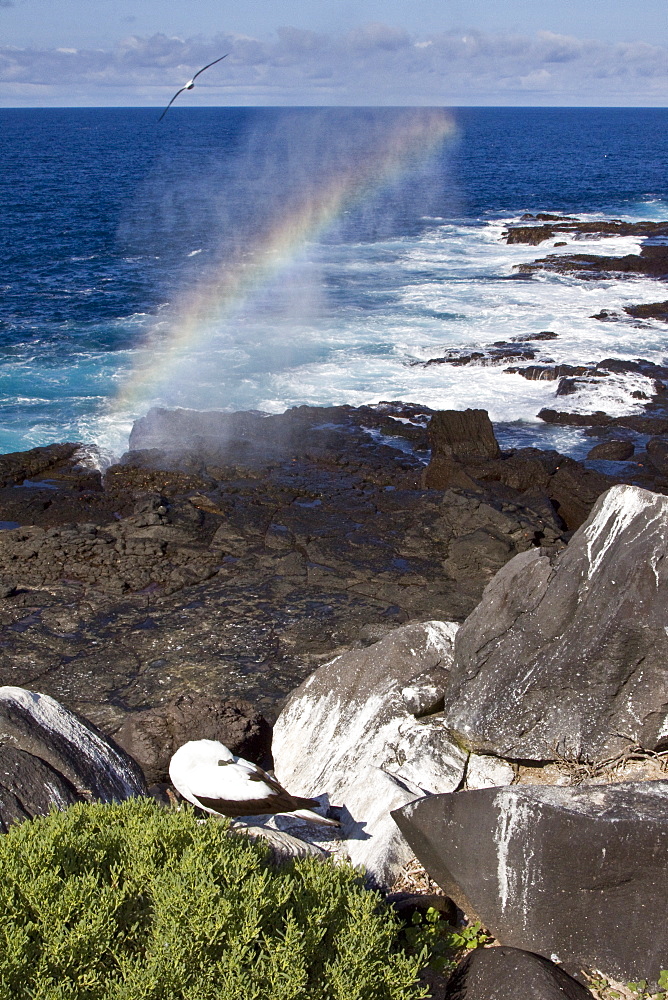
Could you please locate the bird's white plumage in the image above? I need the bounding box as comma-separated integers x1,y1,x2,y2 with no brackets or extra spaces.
158,55,229,121
168,739,337,826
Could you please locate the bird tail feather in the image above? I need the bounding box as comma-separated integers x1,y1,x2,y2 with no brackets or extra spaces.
291,807,340,827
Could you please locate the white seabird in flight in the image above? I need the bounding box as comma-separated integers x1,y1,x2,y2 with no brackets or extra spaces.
169,739,339,826
158,54,229,122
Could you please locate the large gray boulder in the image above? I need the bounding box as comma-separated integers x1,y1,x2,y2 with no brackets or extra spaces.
393,781,668,983
0,686,146,830
272,621,468,887
442,485,668,761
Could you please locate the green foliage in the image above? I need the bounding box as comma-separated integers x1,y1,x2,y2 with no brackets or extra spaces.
398,907,489,975
0,798,428,1000
587,970,668,1000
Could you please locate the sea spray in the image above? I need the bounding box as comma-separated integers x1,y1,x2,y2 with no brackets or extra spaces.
114,108,457,420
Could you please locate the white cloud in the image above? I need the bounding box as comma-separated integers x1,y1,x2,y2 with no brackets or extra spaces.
0,24,666,105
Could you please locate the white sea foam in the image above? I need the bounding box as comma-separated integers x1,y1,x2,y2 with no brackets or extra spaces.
5,216,668,461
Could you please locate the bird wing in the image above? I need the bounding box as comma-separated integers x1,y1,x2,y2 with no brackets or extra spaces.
192,53,229,82
158,87,188,122
234,760,321,811
185,760,317,817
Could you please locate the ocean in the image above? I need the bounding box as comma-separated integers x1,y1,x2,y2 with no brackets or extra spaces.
1,106,668,463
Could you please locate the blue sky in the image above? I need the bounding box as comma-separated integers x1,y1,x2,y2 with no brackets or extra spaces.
1,0,667,106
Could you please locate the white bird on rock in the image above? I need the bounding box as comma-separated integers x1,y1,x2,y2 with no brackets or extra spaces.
169,739,338,826
158,54,229,122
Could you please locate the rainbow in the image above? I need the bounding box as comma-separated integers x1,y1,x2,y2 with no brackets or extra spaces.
115,109,455,413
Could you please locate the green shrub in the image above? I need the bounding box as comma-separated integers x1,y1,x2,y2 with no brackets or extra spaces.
0,798,428,1000
399,908,488,975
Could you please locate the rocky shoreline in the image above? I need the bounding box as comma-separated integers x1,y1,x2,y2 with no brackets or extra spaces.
0,397,658,738
1,393,668,747
2,212,668,996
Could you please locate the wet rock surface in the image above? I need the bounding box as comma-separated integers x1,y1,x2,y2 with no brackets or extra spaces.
0,403,662,740
585,439,635,461
393,781,668,984
411,333,558,372
0,403,552,736
504,218,668,247
517,242,668,280
507,215,668,284
593,300,668,323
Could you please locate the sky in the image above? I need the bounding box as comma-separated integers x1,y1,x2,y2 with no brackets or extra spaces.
0,0,667,107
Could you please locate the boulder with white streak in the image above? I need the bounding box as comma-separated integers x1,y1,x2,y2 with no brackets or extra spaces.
393,780,668,984
0,686,147,830
272,621,468,886
442,485,668,761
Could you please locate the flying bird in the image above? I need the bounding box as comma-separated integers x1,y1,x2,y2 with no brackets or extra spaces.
158,54,229,122
169,739,339,826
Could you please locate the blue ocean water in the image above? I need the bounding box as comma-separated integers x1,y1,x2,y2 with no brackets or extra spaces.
1,106,667,460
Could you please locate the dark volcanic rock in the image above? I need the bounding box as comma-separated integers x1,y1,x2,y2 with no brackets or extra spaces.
425,410,612,533
504,219,668,245
516,242,668,280
127,401,433,471
415,333,559,374
0,443,80,489
539,408,608,427
444,947,594,1000
437,489,563,582
586,439,635,461
539,407,668,436
441,485,668,761
505,224,561,245
646,437,668,476
115,693,272,784
393,781,668,983
428,410,501,466
0,495,223,595
545,462,617,530
505,364,600,381
0,744,82,830
0,685,146,828
0,401,648,740
0,403,544,734
624,300,668,322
